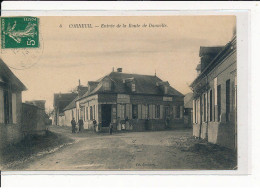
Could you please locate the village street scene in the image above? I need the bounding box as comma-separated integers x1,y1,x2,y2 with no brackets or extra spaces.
0,16,237,170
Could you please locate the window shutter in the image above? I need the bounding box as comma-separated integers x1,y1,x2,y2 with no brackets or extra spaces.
173,105,176,119
160,105,163,119
180,106,183,119
117,104,121,119
142,104,146,119
149,105,153,119
138,104,142,119
129,104,132,119
152,105,155,119
126,104,130,118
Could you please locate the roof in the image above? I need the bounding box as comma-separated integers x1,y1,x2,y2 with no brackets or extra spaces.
79,71,184,100
199,46,224,57
0,58,27,91
63,96,79,111
53,92,78,113
184,92,193,109
191,35,236,88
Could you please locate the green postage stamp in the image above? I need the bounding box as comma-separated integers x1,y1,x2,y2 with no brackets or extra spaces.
1,17,39,49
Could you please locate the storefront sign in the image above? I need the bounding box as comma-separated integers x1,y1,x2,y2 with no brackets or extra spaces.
163,96,173,102
117,94,130,103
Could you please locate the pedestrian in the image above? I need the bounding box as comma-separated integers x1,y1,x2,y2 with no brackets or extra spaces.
109,122,113,135
71,118,76,133
78,117,84,132
165,116,170,129
93,119,97,132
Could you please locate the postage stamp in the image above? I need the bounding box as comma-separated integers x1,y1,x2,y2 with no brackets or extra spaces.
1,16,39,49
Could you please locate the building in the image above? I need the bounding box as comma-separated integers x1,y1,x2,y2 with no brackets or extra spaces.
21,102,47,132
190,35,237,150
0,58,27,150
74,69,184,132
184,92,193,128
53,92,78,126
55,82,88,126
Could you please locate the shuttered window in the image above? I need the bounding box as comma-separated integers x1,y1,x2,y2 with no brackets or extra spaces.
155,105,160,119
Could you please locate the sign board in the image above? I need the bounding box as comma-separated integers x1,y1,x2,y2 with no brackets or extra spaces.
163,96,173,102
117,94,130,103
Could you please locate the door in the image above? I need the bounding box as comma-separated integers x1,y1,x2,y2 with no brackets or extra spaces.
101,104,112,127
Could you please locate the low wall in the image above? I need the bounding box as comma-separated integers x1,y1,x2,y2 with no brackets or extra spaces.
0,124,23,151
21,103,46,133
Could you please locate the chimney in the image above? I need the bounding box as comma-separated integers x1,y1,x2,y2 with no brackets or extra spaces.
117,68,122,73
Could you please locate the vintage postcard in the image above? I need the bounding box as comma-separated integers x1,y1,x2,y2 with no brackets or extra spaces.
0,15,241,172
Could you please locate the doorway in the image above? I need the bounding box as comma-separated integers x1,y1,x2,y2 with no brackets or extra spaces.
101,104,112,127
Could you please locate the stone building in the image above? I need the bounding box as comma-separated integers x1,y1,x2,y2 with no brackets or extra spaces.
190,35,237,150
74,69,184,132
0,58,27,150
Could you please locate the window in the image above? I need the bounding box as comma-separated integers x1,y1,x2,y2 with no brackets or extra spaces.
175,106,180,119
226,79,230,122
90,106,93,120
217,85,221,121
155,105,160,119
132,83,136,92
103,81,111,91
209,90,213,121
132,104,138,119
71,110,74,119
164,86,168,94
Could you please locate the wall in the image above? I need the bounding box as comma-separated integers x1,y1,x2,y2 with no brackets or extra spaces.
21,103,46,133
0,90,23,151
64,108,76,127
192,47,237,150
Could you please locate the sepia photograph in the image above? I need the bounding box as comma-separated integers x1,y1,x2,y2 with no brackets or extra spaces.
0,15,237,171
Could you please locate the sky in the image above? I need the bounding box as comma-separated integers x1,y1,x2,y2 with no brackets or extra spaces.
0,16,236,111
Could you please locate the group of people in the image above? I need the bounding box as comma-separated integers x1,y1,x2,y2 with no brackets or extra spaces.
71,118,113,135
71,118,84,133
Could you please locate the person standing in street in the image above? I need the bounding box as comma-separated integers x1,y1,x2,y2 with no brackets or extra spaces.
78,118,84,133
109,122,113,135
71,118,76,133
93,119,97,132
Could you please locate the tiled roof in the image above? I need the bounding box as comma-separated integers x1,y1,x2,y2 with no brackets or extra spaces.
79,71,184,99
53,92,78,112
199,46,224,57
0,58,27,91
63,96,79,111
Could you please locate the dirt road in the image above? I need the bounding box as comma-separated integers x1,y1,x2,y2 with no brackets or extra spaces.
5,126,237,170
